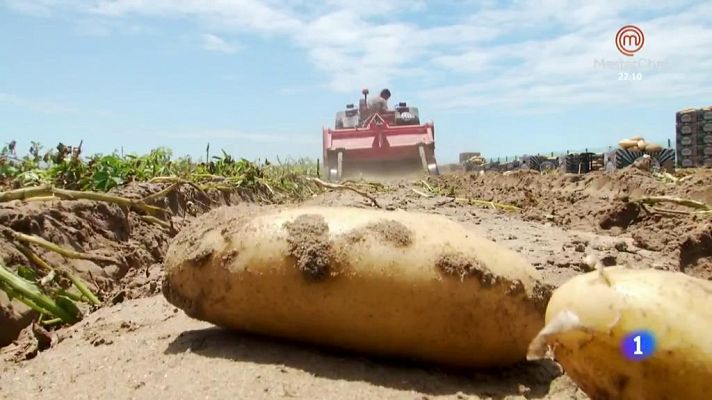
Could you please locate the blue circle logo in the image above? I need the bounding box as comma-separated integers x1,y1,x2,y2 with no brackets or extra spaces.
621,330,656,361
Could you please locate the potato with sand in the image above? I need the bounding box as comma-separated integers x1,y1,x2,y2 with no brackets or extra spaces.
163,206,550,367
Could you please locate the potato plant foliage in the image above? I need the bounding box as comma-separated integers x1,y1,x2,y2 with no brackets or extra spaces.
0,140,319,198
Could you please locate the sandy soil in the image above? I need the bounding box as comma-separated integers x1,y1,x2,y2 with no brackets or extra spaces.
428,168,712,278
0,294,588,400
1,167,710,399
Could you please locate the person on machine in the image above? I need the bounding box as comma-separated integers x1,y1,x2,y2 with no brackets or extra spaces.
361,88,391,127
368,88,391,113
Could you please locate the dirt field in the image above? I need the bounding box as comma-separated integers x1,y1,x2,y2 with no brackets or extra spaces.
1,168,710,399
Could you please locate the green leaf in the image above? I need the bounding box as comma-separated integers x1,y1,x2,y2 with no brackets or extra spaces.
55,295,81,319
16,266,38,282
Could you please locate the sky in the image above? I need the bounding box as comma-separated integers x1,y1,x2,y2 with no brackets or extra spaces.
1,0,711,163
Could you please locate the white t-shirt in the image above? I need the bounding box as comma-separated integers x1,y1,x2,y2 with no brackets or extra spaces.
367,96,388,113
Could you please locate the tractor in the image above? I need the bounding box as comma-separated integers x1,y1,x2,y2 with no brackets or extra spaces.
323,89,439,181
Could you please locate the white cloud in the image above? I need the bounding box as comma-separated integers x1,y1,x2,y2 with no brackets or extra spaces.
200,33,239,54
6,0,712,110
296,10,423,91
415,1,712,110
88,0,304,34
3,0,60,16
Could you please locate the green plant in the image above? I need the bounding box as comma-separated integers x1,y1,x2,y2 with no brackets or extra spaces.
0,140,321,199
0,262,84,324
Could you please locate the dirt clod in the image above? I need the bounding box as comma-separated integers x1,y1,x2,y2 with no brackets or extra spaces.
283,214,333,281
32,323,54,351
600,255,618,266
614,241,629,252
185,248,214,267
111,290,127,305
599,202,641,230
679,225,712,279
506,280,526,295
0,293,36,348
365,219,414,247
532,282,555,315
435,252,498,287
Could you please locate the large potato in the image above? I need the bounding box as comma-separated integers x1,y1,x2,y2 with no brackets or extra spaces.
618,139,638,149
636,139,647,151
644,142,663,152
163,206,549,367
528,267,712,400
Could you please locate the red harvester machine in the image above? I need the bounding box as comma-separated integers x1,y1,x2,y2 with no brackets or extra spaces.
323,89,439,181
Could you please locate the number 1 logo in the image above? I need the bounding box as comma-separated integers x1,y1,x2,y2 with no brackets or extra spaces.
633,335,643,355
622,330,656,361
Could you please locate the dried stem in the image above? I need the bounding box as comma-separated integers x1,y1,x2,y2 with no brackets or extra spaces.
420,179,435,193
138,215,174,231
452,197,520,212
635,196,712,215
3,227,118,265
14,242,101,305
0,185,167,216
142,179,207,202
14,243,52,273
306,177,381,208
141,182,182,203
411,188,433,198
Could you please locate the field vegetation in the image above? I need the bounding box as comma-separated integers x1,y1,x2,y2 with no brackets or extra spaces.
0,140,323,329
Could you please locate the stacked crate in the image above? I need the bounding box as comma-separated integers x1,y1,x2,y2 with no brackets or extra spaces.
564,152,604,173
676,107,712,168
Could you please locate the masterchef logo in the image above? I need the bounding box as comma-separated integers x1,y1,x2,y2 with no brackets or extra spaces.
616,25,644,56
